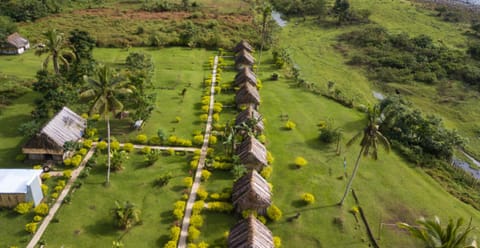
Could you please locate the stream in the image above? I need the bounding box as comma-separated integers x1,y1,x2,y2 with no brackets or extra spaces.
272,11,287,27
452,151,480,179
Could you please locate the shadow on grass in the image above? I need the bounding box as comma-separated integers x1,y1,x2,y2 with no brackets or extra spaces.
157,235,170,247
84,218,118,236
284,203,338,215
342,119,366,132
0,114,30,137
160,210,174,225
291,199,308,208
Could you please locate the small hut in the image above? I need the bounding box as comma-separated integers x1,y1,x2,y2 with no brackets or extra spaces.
228,215,274,248
22,107,87,161
235,105,264,135
232,170,271,214
234,67,257,87
0,169,43,207
235,83,261,109
233,40,254,54
0,32,30,55
236,136,268,171
235,49,255,70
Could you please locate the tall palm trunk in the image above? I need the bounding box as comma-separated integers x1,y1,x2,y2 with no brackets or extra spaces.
53,52,60,74
106,114,111,185
339,146,365,206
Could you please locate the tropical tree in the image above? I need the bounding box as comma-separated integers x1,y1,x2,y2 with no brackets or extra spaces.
339,105,390,206
80,64,132,185
111,200,141,230
35,29,75,74
398,216,477,248
256,2,272,74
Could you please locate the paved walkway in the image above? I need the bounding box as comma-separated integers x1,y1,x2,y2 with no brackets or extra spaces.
130,144,198,152
27,145,97,248
178,55,219,248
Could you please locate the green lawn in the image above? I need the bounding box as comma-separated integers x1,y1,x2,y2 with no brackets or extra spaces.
41,153,190,247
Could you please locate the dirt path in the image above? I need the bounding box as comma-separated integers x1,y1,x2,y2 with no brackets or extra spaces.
177,55,219,248
27,145,97,248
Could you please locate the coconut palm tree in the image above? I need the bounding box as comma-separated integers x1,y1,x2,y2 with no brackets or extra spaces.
256,2,272,74
398,216,477,248
35,29,75,74
339,105,390,206
80,64,132,185
111,200,141,230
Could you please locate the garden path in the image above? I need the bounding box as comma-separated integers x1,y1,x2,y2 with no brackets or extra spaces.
27,144,97,248
178,55,219,247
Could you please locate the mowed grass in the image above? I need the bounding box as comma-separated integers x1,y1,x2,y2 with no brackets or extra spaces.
0,50,42,79
41,153,190,247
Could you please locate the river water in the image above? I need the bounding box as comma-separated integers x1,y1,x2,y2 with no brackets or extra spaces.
272,11,287,27
452,151,480,180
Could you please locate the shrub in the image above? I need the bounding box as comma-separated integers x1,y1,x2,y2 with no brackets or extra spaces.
136,134,148,144
83,139,93,149
153,173,172,187
41,184,48,195
190,214,204,228
273,236,282,248
206,202,233,212
193,135,204,145
242,209,258,219
173,208,184,220
164,241,177,248
111,141,121,151
285,120,296,130
266,152,275,164
71,155,82,167
34,203,49,216
123,143,134,152
63,158,72,166
33,165,42,170
198,242,209,248
190,159,199,169
57,180,66,187
25,222,38,234
267,205,282,221
41,173,51,181
54,185,64,193
197,188,208,200
258,215,267,224
200,114,208,121
175,116,182,123
78,148,88,156
294,156,308,168
167,148,175,156
51,192,59,199
63,170,72,179
209,193,220,200
188,226,200,242
167,135,177,145
14,202,33,215
302,193,315,204
170,226,181,240
201,105,209,113
184,177,193,188
260,166,272,179
212,113,219,122
33,215,43,222
144,150,160,166
213,102,223,113
209,135,217,145
257,134,267,143
201,170,211,181
193,201,204,215
141,146,151,154
97,141,108,151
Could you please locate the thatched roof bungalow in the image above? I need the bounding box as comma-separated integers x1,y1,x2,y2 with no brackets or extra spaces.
233,40,254,54
235,49,255,69
235,83,261,109
22,107,87,161
236,136,268,171
234,67,257,87
232,170,271,214
235,105,264,134
0,32,30,55
0,169,43,207
228,215,274,248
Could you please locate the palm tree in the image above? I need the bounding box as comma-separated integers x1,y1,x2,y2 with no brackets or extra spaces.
338,105,390,206
111,200,141,230
256,2,272,74
398,216,477,248
35,29,75,74
80,64,132,185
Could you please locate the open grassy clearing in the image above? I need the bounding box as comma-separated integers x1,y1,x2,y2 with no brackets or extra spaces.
41,153,190,247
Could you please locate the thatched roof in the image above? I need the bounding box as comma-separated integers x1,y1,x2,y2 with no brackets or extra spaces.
228,215,274,248
235,49,255,66
23,107,87,155
235,83,261,107
234,67,257,87
236,136,268,169
233,40,254,53
232,170,271,212
5,33,29,49
235,106,264,133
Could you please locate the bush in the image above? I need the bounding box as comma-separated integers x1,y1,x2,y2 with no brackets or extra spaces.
200,114,208,121
83,139,93,149
205,202,233,212
63,158,72,166
201,170,211,181
184,177,193,188
63,170,72,179
257,134,267,143
141,146,151,154
51,192,59,199
123,143,134,152
41,184,48,195
209,135,217,145
33,215,43,222
175,116,182,123
274,236,282,248
197,188,208,200
97,141,108,151
198,242,209,248
294,156,308,168
257,215,267,224
193,135,204,145
164,241,177,248
170,226,181,240
78,148,88,156
167,135,177,145
267,205,282,221
136,134,148,144
212,113,219,122
285,120,296,130
71,155,82,167
173,208,184,220
34,203,49,216
193,200,204,215
267,152,274,164
302,193,315,204
260,166,272,179
188,226,200,242
111,141,121,151
14,202,33,215
190,214,204,228
25,222,38,234
41,173,51,181
153,173,172,187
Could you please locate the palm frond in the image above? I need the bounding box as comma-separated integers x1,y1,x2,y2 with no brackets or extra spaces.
346,131,363,147
376,131,391,153
79,89,97,100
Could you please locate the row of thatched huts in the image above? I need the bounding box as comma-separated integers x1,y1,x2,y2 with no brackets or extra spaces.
228,41,275,248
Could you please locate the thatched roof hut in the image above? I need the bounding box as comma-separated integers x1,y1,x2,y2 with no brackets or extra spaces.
232,170,271,214
235,83,261,109
228,215,274,248
236,136,268,171
0,32,30,55
233,40,254,54
235,105,264,134
234,67,257,87
235,49,255,68
22,107,87,161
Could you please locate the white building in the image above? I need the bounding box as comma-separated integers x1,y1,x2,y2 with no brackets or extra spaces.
0,169,44,207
